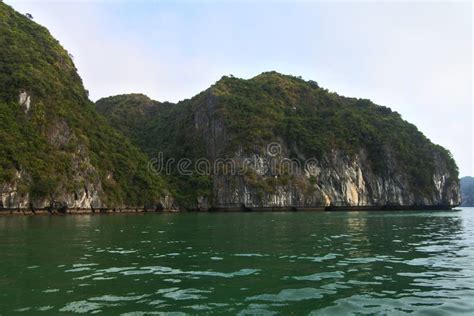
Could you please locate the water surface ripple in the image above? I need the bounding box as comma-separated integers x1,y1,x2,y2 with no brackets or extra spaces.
0,209,473,314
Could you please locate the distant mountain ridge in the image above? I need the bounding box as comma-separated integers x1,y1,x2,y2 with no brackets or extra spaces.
461,177,474,206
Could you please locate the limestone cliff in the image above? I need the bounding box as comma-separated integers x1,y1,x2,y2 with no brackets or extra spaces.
98,73,460,210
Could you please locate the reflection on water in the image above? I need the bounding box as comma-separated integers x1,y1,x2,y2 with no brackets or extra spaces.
0,209,473,314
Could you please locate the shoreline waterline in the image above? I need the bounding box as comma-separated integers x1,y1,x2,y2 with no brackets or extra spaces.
0,205,461,216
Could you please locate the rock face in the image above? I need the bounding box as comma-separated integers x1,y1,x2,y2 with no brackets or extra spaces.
211,147,459,208
97,73,461,210
0,3,169,210
194,96,459,209
19,90,31,113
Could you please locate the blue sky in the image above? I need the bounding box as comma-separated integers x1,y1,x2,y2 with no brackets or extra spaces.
6,0,473,176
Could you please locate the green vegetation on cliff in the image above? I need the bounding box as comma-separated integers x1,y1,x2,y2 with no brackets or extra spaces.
95,94,175,152
212,72,458,194
0,2,458,209
0,3,165,207
97,72,458,203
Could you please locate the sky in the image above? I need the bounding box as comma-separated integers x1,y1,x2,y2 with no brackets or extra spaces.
6,0,473,177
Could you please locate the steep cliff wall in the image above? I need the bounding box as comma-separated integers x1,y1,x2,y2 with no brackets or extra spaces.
210,147,459,209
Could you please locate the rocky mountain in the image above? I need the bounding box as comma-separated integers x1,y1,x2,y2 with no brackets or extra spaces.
0,3,171,210
460,177,474,206
97,73,461,210
0,2,460,212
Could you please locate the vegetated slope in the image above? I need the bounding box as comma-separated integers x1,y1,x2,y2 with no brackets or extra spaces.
0,3,168,209
97,72,460,210
95,93,173,151
460,176,474,206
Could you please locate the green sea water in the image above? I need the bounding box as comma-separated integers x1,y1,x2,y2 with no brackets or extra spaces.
0,209,473,315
